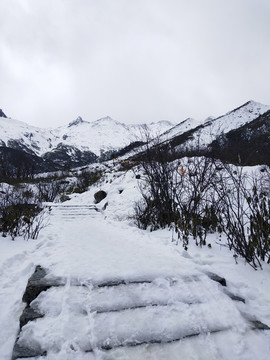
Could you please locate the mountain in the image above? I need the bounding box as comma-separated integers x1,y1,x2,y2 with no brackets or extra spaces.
131,101,270,166
0,114,175,157
166,100,270,152
158,118,201,141
0,112,175,171
1,100,270,177
210,109,270,165
0,147,55,180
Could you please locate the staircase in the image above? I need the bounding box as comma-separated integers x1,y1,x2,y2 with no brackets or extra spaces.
47,204,100,222
11,204,270,359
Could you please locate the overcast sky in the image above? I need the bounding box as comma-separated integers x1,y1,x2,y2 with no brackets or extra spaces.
1,0,270,128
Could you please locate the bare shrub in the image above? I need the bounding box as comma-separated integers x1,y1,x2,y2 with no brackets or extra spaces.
133,131,270,269
73,169,103,194
214,164,270,269
173,156,218,247
0,185,48,240
35,180,68,202
133,130,218,247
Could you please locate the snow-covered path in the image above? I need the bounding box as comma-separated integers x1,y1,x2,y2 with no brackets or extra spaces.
1,204,270,359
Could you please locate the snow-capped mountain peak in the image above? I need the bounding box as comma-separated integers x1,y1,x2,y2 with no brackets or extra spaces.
212,100,270,131
95,116,114,122
68,116,87,127
0,111,175,160
158,118,200,141
1,100,269,172
150,120,174,126
176,100,270,150
91,116,123,127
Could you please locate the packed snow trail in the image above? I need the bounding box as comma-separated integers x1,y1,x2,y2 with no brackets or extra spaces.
4,204,270,359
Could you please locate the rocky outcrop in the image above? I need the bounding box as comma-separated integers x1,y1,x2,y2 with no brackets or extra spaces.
42,143,98,169
94,190,107,203
68,116,85,127
0,109,7,118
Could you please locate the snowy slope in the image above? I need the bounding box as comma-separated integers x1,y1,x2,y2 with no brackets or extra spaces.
159,117,201,141
0,114,175,157
129,120,177,139
1,164,270,359
0,116,55,155
113,101,270,160
206,100,270,136
1,100,269,163
180,100,270,149
53,116,159,156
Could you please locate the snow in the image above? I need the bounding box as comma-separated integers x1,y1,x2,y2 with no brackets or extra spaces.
0,116,51,155
0,165,270,359
179,100,270,150
0,115,175,157
1,101,269,161
0,238,37,359
159,117,201,142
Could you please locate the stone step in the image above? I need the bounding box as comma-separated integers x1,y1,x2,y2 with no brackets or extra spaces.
12,266,270,359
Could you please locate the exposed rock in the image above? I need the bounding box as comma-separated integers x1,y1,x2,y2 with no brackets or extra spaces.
240,309,270,331
0,108,7,118
19,307,44,329
21,266,65,306
60,194,71,202
250,320,270,330
94,190,107,204
42,143,97,169
205,271,227,286
22,266,51,306
28,265,47,281
12,266,66,358
12,342,46,360
224,289,245,303
68,116,86,127
102,201,108,210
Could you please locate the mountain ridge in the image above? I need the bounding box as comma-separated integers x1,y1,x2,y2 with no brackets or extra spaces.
0,113,176,157
0,100,270,174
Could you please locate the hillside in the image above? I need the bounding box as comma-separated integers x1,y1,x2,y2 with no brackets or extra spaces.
0,114,175,157
1,162,270,359
132,101,270,166
1,100,270,175
210,110,270,165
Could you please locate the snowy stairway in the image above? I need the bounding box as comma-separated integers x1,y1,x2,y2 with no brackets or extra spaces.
12,266,270,359
47,204,99,222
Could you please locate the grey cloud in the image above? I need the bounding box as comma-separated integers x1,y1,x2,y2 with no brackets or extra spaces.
0,0,269,128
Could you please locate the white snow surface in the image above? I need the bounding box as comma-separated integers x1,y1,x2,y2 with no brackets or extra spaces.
177,100,270,150
158,118,201,142
1,100,269,159
0,166,270,359
0,115,175,157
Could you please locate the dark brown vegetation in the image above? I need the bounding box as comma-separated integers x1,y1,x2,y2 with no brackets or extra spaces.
134,134,270,269
0,185,48,240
